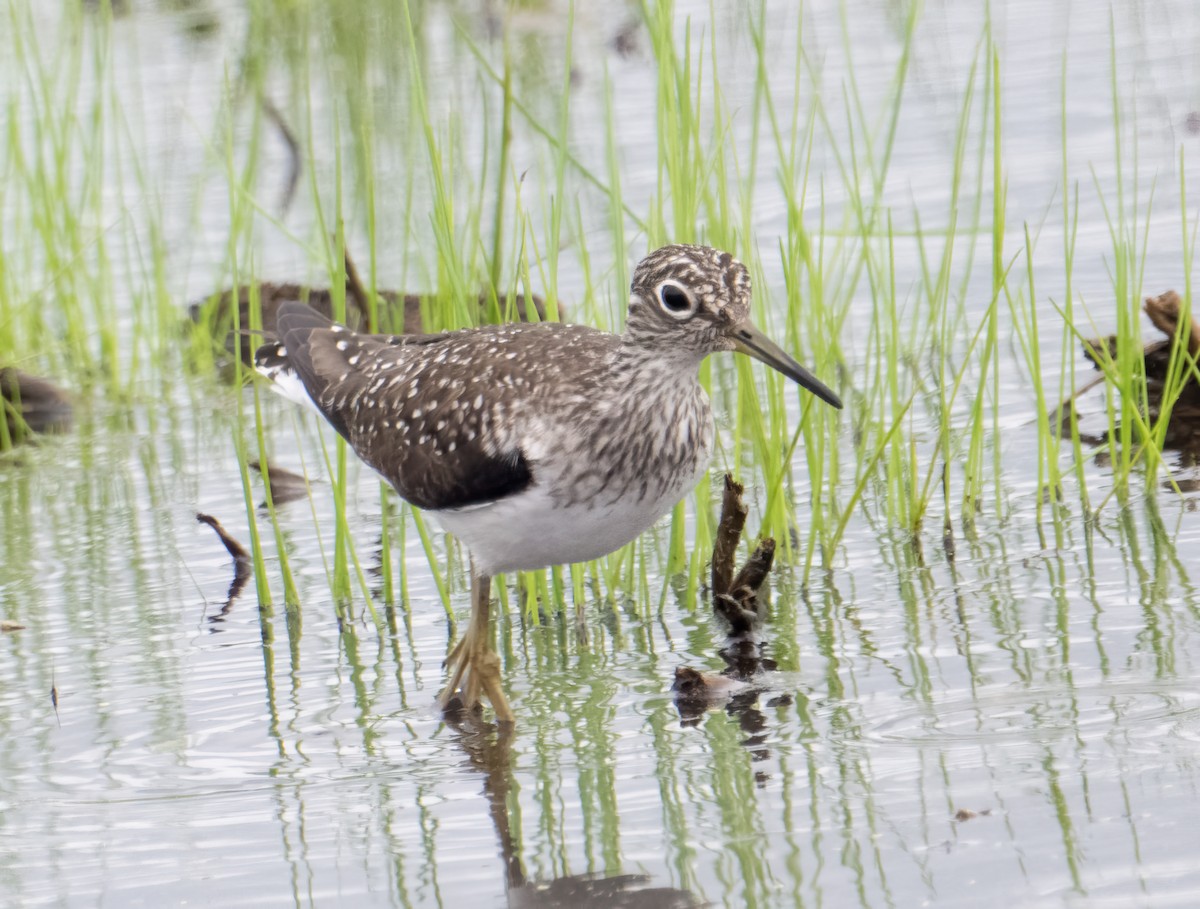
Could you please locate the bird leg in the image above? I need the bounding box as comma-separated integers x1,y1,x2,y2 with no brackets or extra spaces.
440,571,515,725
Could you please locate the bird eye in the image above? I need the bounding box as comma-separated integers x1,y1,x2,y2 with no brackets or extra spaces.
657,282,696,318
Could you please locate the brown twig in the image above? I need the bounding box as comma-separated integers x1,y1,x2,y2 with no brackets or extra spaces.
708,475,777,639
729,537,775,596
196,513,251,563
342,244,372,326
261,97,301,217
196,513,252,624
711,474,747,597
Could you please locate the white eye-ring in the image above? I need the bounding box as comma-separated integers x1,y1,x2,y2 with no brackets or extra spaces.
656,281,698,319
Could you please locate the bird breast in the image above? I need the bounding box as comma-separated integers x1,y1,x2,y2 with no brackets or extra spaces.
534,376,713,511
434,364,715,575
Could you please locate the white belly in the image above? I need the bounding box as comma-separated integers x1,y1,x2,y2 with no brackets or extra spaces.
432,471,702,575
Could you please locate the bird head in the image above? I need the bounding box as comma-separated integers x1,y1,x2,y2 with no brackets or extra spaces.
626,244,842,409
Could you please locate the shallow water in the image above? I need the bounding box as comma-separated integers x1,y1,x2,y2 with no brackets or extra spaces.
4,1,1200,907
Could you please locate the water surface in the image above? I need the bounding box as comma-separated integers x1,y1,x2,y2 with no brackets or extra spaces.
3,1,1200,907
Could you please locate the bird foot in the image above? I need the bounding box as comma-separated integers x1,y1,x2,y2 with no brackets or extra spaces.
440,630,514,725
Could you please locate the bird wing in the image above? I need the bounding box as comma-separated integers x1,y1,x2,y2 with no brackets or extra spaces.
261,300,609,512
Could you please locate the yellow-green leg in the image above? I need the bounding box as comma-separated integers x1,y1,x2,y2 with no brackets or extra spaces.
439,571,514,725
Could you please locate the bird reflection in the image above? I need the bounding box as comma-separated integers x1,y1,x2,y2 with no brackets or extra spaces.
448,714,707,908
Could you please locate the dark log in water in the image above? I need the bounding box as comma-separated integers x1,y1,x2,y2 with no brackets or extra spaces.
248,459,311,507
188,251,551,365
1,368,73,445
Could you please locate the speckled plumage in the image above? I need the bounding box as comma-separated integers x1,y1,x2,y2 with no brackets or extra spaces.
255,244,841,722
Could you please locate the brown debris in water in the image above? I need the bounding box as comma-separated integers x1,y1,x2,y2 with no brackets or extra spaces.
675,474,785,772
1,368,73,445
710,475,775,637
261,97,301,217
711,474,748,598
1073,290,1200,453
1144,290,1200,358
610,19,641,58
0,620,25,633
196,513,251,563
725,539,775,615
671,666,748,702
195,513,252,625
50,666,60,727
189,247,551,365
953,808,993,822
249,458,311,506
1083,290,1200,379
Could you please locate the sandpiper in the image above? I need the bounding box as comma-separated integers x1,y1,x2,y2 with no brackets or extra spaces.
255,244,841,724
